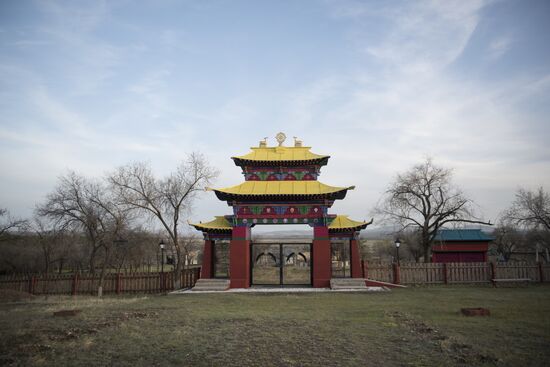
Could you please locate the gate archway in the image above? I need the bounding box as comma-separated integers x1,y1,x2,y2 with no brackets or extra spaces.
190,135,372,288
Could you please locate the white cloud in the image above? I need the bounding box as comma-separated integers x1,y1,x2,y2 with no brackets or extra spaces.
488,37,512,60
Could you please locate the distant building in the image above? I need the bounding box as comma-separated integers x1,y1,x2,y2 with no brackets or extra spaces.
432,229,493,263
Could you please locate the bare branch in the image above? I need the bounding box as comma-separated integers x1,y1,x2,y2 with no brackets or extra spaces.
503,187,550,231
108,153,218,285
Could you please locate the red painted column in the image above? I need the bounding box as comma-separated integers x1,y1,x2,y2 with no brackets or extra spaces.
313,226,331,288
230,226,250,288
350,238,362,278
201,239,213,279
392,263,401,284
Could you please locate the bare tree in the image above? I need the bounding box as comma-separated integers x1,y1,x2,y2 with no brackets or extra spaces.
87,180,132,293
504,187,550,231
30,217,68,275
108,153,218,287
0,208,27,241
37,172,105,274
492,222,525,262
399,229,423,263
178,234,203,267
37,171,131,294
375,159,491,262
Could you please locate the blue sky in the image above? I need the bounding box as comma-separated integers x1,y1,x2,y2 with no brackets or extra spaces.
1,0,549,230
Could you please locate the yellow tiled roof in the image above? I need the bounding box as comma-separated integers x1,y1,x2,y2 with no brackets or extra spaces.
232,146,329,162
208,181,354,196
329,215,373,230
188,216,232,231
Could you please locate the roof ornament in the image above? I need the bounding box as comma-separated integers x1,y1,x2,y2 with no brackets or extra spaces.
259,137,268,148
293,136,303,147
275,132,286,146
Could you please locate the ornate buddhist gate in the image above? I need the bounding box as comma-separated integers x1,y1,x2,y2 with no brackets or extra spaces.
190,133,372,288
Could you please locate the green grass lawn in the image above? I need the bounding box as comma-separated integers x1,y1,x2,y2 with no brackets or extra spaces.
1,286,549,366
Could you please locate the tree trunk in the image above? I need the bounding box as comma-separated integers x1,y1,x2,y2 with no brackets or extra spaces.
58,258,64,274
423,246,430,263
422,230,431,263
169,231,183,289
45,255,50,275
97,246,111,297
89,247,98,275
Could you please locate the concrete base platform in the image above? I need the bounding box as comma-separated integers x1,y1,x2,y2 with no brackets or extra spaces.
171,286,388,295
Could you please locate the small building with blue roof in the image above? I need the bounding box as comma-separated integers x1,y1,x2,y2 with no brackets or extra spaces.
432,229,493,263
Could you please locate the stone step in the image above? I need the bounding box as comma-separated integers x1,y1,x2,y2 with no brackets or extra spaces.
330,278,367,290
194,279,229,285
192,278,230,292
192,286,229,292
193,283,229,288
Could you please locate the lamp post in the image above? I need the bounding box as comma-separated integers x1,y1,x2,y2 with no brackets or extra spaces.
159,240,166,273
395,238,401,265
159,240,165,291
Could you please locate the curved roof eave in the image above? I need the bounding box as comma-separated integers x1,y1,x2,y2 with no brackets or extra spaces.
328,216,374,232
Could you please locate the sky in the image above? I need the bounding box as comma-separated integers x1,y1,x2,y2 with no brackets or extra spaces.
1,0,549,233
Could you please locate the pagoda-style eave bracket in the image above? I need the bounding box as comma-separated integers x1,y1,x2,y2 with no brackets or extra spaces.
214,191,350,202
189,225,232,234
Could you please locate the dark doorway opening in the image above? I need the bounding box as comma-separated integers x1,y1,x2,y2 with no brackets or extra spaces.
331,240,351,278
212,240,230,278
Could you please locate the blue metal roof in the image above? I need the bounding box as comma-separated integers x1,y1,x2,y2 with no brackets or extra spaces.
434,229,494,242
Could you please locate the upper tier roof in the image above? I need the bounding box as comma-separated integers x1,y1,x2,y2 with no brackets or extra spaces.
232,146,330,166
208,181,354,201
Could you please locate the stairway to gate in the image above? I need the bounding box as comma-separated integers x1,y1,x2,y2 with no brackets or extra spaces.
191,279,230,292
330,278,367,290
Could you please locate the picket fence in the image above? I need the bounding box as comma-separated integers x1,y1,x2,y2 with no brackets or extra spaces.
0,268,201,295
364,261,550,284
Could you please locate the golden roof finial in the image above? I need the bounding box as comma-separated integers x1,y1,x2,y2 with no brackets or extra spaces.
259,137,268,148
293,136,303,147
275,132,286,146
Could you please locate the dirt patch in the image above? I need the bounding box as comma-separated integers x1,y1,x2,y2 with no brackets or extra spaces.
48,327,98,341
79,310,159,330
54,309,82,317
387,311,445,339
0,289,35,302
31,310,158,351
119,311,156,320
387,311,499,365
461,307,490,316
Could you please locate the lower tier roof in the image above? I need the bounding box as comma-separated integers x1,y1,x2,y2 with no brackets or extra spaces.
188,216,233,234
189,215,372,233
328,215,373,232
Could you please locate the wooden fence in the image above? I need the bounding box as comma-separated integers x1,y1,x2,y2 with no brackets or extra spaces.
0,268,201,295
363,262,550,285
